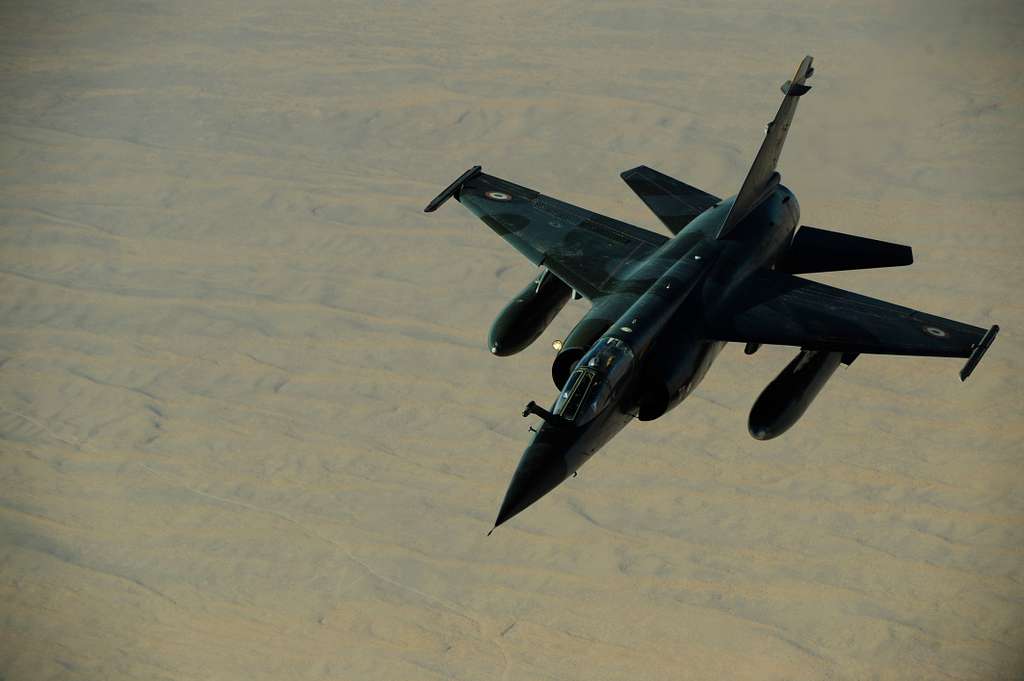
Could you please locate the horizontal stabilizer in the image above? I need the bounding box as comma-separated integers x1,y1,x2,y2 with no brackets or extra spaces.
620,165,720,235
776,226,913,274
781,80,811,96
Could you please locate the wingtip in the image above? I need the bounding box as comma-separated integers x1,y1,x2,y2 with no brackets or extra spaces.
423,165,483,213
959,324,999,382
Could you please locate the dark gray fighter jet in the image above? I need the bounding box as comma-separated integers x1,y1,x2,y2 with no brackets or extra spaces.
423,57,999,532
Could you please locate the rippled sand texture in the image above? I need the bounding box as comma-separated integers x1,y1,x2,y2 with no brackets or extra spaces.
1,1,1022,679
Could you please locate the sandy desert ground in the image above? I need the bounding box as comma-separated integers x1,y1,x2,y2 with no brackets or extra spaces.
1,1,1022,679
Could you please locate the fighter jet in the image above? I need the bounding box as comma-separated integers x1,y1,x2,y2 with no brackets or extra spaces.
423,56,999,532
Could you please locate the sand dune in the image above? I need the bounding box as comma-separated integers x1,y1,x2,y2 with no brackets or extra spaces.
1,1,1021,679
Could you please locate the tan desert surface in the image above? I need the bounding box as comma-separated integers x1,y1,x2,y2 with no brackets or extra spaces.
1,1,1022,679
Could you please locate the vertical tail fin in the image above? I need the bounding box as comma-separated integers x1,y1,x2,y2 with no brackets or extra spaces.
717,56,814,239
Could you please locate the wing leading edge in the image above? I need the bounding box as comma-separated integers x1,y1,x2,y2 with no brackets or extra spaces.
706,268,994,369
426,167,668,300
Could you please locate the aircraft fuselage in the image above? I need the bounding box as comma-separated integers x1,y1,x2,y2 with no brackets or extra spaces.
494,185,800,527
428,58,997,532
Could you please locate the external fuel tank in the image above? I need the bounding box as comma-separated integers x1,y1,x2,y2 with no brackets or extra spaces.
488,270,572,356
748,349,843,440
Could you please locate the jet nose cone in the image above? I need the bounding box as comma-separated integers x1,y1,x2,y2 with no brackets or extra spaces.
493,442,570,529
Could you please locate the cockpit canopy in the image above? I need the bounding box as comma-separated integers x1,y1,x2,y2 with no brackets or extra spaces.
552,337,634,424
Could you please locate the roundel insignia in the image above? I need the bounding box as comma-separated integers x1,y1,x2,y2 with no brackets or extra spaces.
484,191,512,201
923,325,949,338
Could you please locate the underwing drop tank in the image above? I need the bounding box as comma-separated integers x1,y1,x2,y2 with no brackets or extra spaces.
748,349,843,440
488,270,572,356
